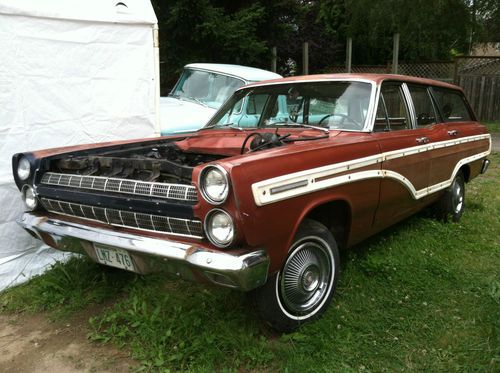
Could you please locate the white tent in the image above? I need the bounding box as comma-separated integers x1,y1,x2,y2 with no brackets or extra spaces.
0,0,159,291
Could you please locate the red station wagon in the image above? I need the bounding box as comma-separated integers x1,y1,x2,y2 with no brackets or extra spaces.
13,74,491,331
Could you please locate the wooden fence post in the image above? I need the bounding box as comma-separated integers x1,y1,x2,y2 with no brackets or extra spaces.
302,42,309,75
346,37,352,73
392,33,399,74
271,46,277,73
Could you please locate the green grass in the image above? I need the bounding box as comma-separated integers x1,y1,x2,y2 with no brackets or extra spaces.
0,256,136,318
2,153,499,372
485,121,500,133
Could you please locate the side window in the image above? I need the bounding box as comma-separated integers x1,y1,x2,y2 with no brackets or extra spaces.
246,94,269,115
377,83,411,131
408,85,437,127
432,88,472,122
374,96,389,132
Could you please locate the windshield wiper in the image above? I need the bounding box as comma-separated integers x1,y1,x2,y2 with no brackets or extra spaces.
271,121,330,134
189,96,209,108
171,94,210,108
202,123,243,130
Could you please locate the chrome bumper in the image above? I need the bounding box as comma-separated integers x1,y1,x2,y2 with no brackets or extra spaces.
18,213,269,291
480,158,490,174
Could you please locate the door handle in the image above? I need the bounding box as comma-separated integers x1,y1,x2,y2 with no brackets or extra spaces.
447,130,459,136
416,137,430,144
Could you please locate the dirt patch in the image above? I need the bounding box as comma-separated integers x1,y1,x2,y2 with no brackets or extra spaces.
0,307,135,373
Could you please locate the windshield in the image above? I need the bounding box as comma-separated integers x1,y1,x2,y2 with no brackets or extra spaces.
206,81,373,131
170,68,246,109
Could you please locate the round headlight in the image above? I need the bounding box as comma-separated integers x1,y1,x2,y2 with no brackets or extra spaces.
200,165,229,204
205,209,235,248
22,185,38,211
17,157,31,181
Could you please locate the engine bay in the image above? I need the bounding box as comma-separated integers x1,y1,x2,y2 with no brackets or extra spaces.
40,129,328,185
49,142,225,184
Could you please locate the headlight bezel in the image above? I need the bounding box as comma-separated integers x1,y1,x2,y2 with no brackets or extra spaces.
204,209,235,248
22,185,38,211
17,156,31,181
199,164,230,205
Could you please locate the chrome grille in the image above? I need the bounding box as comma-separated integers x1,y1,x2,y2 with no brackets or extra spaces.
41,172,198,202
40,198,203,239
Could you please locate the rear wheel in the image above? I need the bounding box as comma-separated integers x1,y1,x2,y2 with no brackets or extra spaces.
435,171,465,222
252,219,340,332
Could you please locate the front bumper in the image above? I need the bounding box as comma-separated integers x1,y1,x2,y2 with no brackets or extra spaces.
18,212,269,291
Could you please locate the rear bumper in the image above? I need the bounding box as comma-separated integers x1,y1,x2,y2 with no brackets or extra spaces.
17,212,269,291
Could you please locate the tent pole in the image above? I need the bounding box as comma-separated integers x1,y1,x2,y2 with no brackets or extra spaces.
153,23,161,137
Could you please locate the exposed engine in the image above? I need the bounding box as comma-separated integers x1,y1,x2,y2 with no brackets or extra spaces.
50,142,224,184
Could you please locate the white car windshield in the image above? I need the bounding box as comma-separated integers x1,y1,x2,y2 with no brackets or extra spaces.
206,81,373,131
170,69,245,109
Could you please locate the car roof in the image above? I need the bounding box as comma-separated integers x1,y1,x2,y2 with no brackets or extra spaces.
242,73,462,91
185,63,282,82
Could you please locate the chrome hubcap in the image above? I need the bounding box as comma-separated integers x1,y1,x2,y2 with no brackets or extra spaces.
302,266,320,291
280,239,332,315
452,179,463,214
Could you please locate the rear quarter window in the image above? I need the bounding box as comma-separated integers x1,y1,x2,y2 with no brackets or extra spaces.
432,88,473,122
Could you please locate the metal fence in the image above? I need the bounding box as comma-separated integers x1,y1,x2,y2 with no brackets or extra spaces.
330,61,455,81
329,56,500,121
330,65,389,74
399,62,455,83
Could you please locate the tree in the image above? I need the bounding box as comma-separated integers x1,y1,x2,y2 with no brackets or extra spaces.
467,0,500,51
319,0,471,64
152,0,269,92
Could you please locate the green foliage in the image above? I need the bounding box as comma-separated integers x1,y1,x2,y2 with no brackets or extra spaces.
0,257,136,318
470,0,500,45
151,0,497,87
319,0,471,63
88,279,275,371
153,0,270,91
485,121,500,132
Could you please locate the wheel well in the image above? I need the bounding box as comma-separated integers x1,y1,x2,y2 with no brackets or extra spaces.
305,200,350,249
460,164,471,182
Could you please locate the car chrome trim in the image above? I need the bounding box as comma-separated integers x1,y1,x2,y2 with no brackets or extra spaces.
252,134,491,206
480,159,490,174
204,208,236,248
401,82,418,129
40,172,198,202
17,212,269,292
198,164,230,205
270,180,309,195
40,197,203,239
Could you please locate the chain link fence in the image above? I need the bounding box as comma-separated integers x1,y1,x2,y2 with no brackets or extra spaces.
455,56,500,76
398,62,455,83
330,62,455,82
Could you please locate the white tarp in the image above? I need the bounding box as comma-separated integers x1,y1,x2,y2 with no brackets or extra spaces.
0,0,158,291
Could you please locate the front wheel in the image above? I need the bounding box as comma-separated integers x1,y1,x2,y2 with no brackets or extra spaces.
252,219,340,332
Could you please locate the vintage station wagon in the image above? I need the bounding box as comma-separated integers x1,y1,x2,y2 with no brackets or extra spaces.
13,74,491,331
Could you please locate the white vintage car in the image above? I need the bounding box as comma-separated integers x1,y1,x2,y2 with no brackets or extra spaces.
160,63,281,135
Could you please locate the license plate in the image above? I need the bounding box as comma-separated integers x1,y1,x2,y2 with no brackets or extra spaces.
94,244,135,272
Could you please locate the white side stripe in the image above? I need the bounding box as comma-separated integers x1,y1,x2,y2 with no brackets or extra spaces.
252,133,491,206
